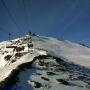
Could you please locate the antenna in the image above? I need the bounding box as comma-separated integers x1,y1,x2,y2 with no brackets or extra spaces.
9,32,11,41
27,31,33,52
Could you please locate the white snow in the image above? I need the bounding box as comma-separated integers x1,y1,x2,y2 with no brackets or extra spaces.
0,37,48,82
17,54,90,90
33,36,90,68
0,34,90,87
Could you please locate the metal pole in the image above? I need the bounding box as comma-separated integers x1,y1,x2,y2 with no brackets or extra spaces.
9,33,11,41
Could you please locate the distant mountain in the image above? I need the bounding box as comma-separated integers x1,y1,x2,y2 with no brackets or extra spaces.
0,34,90,90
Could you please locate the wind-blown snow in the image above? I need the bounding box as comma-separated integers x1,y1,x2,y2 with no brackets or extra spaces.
33,36,90,68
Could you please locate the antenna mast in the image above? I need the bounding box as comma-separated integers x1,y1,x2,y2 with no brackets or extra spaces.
27,31,33,52
9,32,11,41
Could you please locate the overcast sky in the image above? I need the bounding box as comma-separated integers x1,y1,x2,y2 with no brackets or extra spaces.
0,0,90,46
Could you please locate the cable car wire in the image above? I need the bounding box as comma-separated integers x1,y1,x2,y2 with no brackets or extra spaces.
1,0,21,32
22,0,30,30
0,26,9,34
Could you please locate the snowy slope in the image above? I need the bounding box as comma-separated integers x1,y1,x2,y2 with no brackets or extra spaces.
0,34,90,90
33,35,90,68
0,36,47,83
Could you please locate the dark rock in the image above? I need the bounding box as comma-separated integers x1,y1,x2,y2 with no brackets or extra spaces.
57,79,69,85
47,72,56,75
4,55,12,61
31,81,42,88
86,85,90,89
11,59,16,63
41,77,49,81
15,53,23,58
78,76,86,80
36,73,42,75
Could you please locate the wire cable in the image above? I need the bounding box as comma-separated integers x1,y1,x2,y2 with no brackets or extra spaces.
0,26,13,40
22,0,30,30
0,27,9,34
1,0,21,33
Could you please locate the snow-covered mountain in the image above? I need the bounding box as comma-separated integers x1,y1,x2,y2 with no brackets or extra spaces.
0,34,90,90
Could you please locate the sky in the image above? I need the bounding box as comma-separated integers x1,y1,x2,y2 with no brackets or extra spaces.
0,0,90,46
